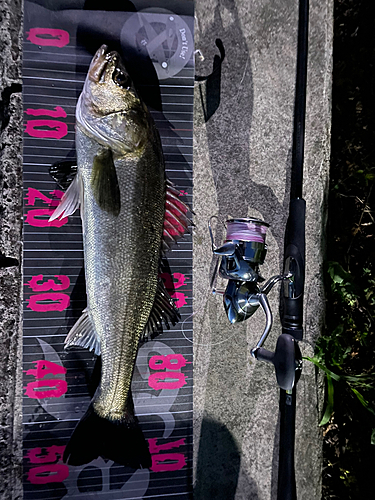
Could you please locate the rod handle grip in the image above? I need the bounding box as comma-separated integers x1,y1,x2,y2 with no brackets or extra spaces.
281,198,305,340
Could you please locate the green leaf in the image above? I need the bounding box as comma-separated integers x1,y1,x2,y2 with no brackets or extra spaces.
351,387,368,407
303,356,341,382
319,373,335,426
343,373,373,384
343,346,352,359
371,429,375,445
328,261,353,285
350,387,375,416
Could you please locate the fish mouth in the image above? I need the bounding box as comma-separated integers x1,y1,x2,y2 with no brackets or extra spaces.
88,44,119,83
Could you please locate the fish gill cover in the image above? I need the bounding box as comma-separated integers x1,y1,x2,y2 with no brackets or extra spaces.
22,1,194,498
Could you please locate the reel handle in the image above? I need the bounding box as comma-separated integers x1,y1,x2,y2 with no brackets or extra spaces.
251,334,301,391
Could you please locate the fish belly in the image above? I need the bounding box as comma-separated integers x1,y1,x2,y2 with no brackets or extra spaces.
76,127,165,420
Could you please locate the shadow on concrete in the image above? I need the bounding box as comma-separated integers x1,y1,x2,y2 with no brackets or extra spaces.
196,38,225,123
194,416,259,500
195,0,292,269
271,410,281,499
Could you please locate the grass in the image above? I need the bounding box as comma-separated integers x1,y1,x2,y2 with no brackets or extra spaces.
318,1,375,498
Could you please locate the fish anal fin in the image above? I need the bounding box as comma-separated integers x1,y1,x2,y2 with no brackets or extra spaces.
91,148,121,216
65,309,101,356
141,278,180,342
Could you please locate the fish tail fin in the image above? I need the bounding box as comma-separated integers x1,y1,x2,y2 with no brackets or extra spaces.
63,395,151,468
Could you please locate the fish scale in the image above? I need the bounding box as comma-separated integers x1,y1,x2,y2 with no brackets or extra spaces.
77,127,165,420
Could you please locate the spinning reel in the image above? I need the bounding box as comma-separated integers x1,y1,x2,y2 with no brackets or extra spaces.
209,217,302,391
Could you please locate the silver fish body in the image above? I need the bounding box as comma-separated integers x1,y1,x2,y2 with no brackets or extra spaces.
77,123,164,421
53,45,183,468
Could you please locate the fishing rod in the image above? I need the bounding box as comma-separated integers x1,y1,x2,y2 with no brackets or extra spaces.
209,0,308,498
275,0,308,497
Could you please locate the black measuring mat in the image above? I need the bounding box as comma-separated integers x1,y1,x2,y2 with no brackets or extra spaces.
23,1,194,498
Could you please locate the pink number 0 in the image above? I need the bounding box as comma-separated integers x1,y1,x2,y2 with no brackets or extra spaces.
27,464,69,484
26,28,69,48
24,107,68,140
26,445,69,484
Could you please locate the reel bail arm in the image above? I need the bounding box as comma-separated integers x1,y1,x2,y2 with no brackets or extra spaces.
249,273,293,353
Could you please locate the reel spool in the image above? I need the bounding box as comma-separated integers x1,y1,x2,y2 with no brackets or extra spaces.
209,217,302,391
216,218,269,283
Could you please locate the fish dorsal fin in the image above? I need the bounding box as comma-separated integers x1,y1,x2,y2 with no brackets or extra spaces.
65,309,101,356
49,171,83,222
141,278,180,342
162,180,192,251
91,148,121,216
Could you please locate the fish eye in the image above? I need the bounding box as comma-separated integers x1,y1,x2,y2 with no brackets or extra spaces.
113,69,131,89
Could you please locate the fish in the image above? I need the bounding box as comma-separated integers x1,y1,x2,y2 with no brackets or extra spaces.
50,45,190,468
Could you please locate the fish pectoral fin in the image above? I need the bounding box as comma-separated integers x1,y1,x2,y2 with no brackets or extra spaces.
49,160,77,190
91,148,121,216
49,171,83,222
142,278,181,342
65,309,101,356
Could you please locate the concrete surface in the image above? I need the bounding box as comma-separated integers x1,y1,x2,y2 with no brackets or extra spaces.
0,0,332,498
0,0,23,499
193,0,332,499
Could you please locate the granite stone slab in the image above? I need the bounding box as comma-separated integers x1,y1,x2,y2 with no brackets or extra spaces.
0,0,23,498
193,1,332,499
0,0,332,498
